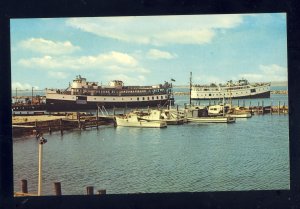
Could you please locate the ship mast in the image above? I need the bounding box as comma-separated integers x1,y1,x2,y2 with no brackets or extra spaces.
189,72,192,105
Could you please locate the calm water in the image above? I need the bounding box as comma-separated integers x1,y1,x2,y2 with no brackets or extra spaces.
13,89,290,195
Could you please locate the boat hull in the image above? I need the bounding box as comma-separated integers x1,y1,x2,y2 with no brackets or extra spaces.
191,91,270,100
115,117,167,128
187,116,236,123
46,98,173,111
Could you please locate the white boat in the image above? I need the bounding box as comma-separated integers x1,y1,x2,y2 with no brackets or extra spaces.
227,113,252,118
115,112,167,128
184,105,236,123
187,116,236,123
191,79,270,100
134,109,185,125
226,106,252,118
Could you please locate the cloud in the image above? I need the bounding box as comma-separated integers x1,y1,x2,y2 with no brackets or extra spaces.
48,71,69,79
238,64,287,82
18,51,149,74
12,82,39,90
66,14,244,45
147,49,177,60
19,38,80,55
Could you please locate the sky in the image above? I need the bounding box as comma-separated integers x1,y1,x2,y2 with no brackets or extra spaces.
10,13,287,90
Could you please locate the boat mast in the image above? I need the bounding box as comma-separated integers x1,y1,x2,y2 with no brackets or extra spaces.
189,72,192,105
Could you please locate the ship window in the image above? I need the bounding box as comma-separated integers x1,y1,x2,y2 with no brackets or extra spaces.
148,97,149,100
165,95,168,98
161,96,163,99
251,89,256,93
137,97,139,101
131,98,132,100
209,94,211,96
152,96,154,100
122,98,123,100
104,98,106,100
113,98,115,100
94,98,96,100
157,96,159,99
143,97,145,100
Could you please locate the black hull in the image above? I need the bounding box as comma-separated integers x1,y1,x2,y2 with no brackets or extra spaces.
12,104,46,111
191,91,271,100
46,98,174,111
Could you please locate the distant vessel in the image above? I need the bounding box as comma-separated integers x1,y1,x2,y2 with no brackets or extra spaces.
46,75,174,111
191,79,271,100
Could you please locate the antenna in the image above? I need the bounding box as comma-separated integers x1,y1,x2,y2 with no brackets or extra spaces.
189,72,192,105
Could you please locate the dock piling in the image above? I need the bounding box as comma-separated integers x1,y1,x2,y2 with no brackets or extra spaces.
21,179,28,193
60,119,63,135
54,182,62,196
86,186,94,195
97,189,106,195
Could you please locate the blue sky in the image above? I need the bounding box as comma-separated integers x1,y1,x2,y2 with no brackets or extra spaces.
10,13,287,90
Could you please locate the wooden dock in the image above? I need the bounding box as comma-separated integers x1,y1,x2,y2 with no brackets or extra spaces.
12,113,114,137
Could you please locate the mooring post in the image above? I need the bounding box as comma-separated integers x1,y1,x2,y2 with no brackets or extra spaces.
96,108,99,129
60,119,63,135
271,101,273,115
54,182,62,196
86,186,94,195
21,179,28,193
283,102,286,114
48,121,52,134
278,101,281,115
262,100,264,115
238,100,239,107
97,189,106,195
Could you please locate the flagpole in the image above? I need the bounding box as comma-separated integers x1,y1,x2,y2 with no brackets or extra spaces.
189,72,192,106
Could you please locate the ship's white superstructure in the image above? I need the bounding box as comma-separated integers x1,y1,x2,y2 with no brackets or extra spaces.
46,75,174,111
191,79,270,100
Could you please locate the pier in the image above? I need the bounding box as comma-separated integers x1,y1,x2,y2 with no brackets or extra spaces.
12,112,113,137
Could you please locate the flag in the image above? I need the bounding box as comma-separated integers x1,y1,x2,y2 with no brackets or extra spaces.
171,78,176,82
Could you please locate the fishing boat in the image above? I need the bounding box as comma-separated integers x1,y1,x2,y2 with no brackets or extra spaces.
184,105,236,123
226,106,252,118
115,112,167,128
46,75,174,111
191,79,270,100
137,109,185,125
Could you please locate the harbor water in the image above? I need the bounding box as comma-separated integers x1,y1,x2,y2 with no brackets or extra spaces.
13,86,289,195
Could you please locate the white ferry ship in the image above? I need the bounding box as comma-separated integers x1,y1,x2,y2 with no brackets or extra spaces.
191,79,270,100
46,75,174,111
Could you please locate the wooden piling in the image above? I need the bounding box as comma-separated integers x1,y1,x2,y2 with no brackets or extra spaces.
21,179,28,193
278,101,281,115
60,119,63,135
262,100,264,114
271,101,273,115
97,189,106,195
238,100,239,107
48,121,52,134
54,182,62,196
96,108,99,129
86,186,94,195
